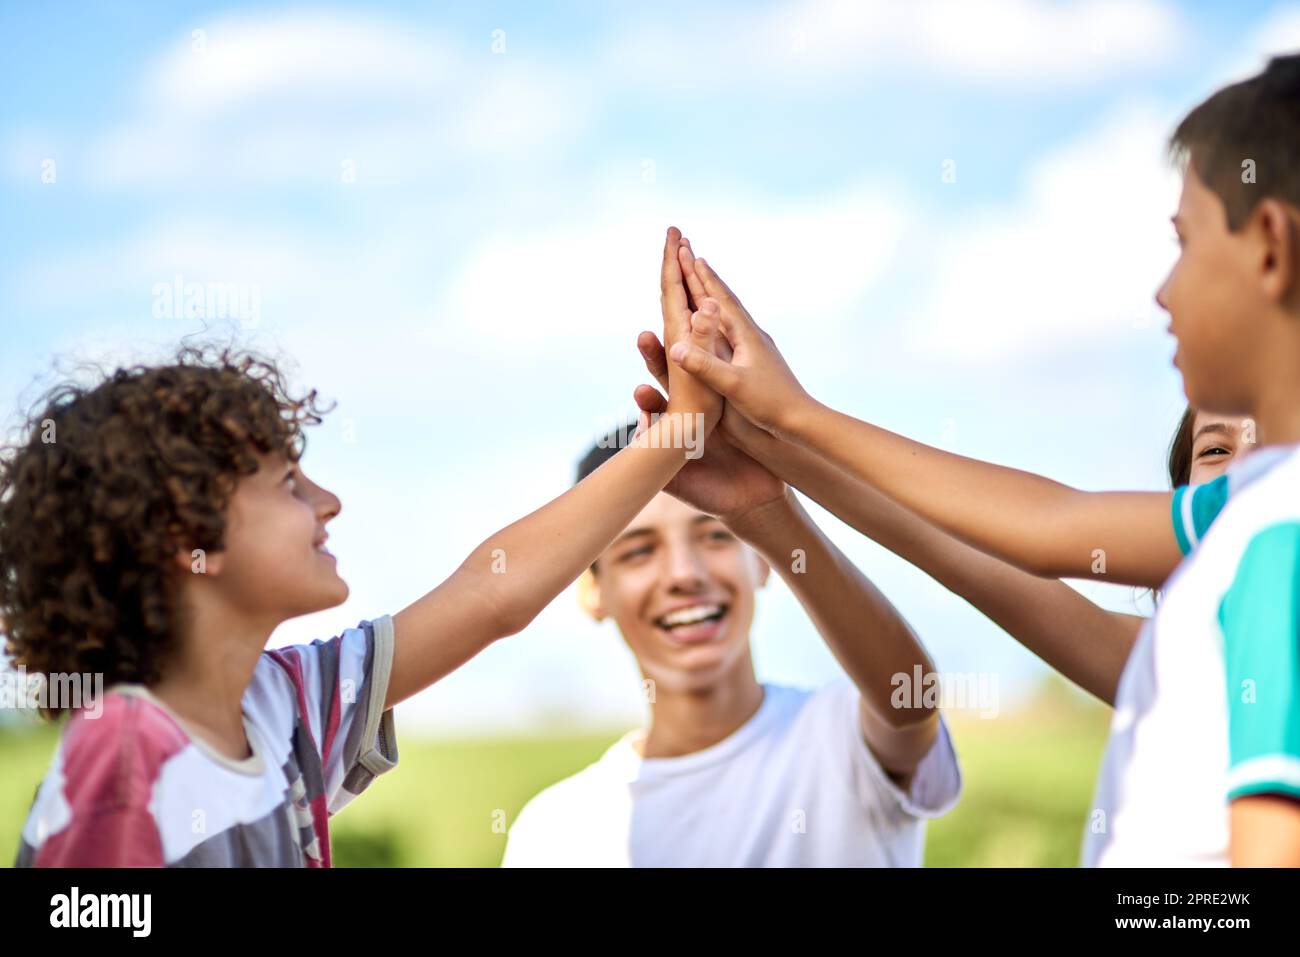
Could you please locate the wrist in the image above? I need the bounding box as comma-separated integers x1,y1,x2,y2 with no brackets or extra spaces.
643,406,714,461
773,392,821,444
662,399,721,438
723,486,802,543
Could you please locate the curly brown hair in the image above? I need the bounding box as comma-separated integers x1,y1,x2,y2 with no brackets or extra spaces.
0,345,330,716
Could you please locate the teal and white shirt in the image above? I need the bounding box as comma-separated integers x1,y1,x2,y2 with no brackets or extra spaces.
1084,444,1300,866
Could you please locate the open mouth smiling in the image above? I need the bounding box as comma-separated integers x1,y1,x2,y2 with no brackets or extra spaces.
652,603,730,642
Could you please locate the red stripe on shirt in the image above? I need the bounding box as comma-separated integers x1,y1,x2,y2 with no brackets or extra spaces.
267,644,334,868
36,694,187,867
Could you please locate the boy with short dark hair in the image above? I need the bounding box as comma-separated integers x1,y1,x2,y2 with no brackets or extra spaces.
501,416,960,867
664,55,1300,865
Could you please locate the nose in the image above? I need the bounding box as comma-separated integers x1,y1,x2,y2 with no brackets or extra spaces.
298,470,342,524
661,539,708,593
1154,272,1171,313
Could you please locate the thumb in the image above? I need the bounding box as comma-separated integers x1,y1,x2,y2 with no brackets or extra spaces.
689,300,722,351
690,299,734,361
715,307,756,354
669,340,741,396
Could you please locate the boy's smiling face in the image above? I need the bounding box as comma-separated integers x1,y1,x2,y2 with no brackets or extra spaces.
582,492,768,694
1158,165,1273,417
203,450,349,624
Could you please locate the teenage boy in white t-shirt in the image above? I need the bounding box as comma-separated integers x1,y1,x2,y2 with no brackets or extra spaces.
502,415,961,867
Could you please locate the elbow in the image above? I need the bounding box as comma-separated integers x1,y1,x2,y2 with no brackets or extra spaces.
865,693,940,733
479,588,538,640
456,562,538,641
492,604,537,640
886,704,941,732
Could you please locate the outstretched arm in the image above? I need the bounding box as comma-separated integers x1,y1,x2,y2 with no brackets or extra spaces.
665,246,1181,589
637,334,1140,705
736,490,942,781
384,228,721,710
636,298,941,782
723,411,1142,705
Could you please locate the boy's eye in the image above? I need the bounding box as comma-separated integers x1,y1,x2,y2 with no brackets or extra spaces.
617,544,654,562
706,530,735,544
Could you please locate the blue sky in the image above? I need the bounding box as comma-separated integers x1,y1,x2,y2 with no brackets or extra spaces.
3,0,1299,733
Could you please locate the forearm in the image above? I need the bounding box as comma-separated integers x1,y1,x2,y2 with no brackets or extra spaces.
735,425,1140,703
469,435,687,628
387,417,691,709
727,491,937,733
777,400,1179,588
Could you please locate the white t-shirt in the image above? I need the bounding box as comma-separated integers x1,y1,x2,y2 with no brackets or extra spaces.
1083,445,1300,866
502,680,961,867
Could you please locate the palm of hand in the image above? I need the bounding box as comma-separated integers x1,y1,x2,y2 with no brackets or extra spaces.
663,426,785,521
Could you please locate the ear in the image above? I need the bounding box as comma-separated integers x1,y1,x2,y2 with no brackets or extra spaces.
171,544,222,577
1256,199,1298,306
576,568,606,621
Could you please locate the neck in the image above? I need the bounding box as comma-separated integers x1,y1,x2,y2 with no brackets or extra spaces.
640,656,765,759
1254,387,1300,446
149,588,277,761
1250,321,1300,445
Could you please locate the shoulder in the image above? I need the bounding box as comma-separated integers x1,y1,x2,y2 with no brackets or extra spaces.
34,689,187,824
254,620,384,702
63,690,188,799
1218,448,1300,533
246,622,373,715
776,678,850,726
517,752,620,823
506,739,632,840
500,762,610,867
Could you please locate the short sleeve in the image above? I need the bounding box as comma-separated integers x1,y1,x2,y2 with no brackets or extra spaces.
826,680,962,819
1219,523,1300,801
1171,473,1230,556
270,616,400,814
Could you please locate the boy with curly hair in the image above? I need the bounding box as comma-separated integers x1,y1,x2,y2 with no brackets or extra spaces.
4,231,719,867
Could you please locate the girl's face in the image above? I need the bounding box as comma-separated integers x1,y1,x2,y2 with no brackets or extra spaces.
1187,411,1251,485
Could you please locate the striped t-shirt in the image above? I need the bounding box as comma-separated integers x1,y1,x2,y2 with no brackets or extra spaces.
1085,444,1300,865
16,616,398,867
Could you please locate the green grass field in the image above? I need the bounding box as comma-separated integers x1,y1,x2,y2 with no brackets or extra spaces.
1,680,1110,867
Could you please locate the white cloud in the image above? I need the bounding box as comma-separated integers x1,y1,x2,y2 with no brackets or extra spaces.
604,0,1188,91
77,8,592,190
906,102,1182,363
423,179,907,356
145,11,459,112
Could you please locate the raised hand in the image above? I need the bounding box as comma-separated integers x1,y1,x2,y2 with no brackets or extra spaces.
634,320,785,525
636,327,764,453
667,244,815,439
659,227,722,435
